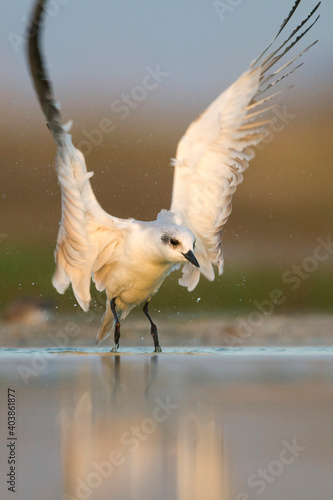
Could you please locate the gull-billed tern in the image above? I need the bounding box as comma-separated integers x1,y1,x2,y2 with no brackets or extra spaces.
27,0,320,351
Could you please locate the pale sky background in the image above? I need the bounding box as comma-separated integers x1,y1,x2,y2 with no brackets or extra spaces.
2,0,333,122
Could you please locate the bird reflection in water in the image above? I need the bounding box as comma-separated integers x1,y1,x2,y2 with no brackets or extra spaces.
59,354,228,500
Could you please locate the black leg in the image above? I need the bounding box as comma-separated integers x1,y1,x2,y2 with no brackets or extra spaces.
110,298,120,352
143,300,162,353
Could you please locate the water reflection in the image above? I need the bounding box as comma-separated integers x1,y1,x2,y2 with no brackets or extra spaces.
58,353,229,500
0,349,333,499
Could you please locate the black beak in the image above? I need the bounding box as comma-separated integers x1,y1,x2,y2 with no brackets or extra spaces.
182,250,200,268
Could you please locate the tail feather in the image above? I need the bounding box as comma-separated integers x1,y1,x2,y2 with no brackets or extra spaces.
96,301,136,345
96,307,114,345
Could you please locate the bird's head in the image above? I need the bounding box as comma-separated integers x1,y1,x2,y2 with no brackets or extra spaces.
159,226,199,267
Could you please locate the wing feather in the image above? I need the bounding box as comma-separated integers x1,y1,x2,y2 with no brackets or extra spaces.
170,1,320,290
27,0,132,311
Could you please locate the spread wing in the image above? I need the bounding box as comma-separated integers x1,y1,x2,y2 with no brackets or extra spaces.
170,0,320,291
27,0,132,311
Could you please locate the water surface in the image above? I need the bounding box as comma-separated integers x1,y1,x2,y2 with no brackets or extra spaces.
0,346,332,499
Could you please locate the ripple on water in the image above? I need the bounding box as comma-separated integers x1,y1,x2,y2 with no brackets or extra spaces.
1,346,333,356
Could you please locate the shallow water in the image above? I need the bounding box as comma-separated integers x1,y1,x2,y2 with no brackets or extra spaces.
0,346,333,499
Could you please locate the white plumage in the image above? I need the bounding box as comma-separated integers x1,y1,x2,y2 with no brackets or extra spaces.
27,0,320,351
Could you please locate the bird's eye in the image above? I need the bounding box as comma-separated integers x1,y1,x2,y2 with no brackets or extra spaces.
170,238,179,246
193,240,196,249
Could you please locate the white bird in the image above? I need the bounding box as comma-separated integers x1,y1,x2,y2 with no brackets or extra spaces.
27,0,320,352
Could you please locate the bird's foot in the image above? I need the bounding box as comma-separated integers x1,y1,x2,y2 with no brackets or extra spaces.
111,344,118,353
154,346,162,353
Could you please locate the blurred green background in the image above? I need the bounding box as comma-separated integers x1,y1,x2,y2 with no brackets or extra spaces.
1,0,332,318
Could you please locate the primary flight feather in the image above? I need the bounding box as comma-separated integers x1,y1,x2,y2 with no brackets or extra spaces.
27,0,320,351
